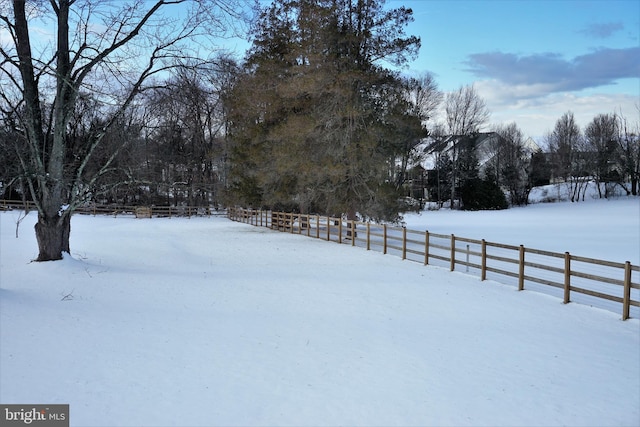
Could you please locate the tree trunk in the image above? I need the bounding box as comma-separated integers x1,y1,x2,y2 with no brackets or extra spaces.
34,213,71,261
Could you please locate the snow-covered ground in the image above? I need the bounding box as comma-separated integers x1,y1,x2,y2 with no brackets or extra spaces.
403,185,639,264
1,195,639,426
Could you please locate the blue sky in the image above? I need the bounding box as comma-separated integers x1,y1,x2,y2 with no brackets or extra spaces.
394,0,639,140
3,0,637,141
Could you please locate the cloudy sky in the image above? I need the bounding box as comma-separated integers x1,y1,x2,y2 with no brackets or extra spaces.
397,0,639,141
3,0,637,143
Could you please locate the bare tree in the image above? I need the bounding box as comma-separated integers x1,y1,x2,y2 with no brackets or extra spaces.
445,84,490,136
491,122,531,205
443,84,490,208
393,74,442,196
0,0,240,261
616,108,640,196
585,113,619,198
405,72,442,126
547,111,589,202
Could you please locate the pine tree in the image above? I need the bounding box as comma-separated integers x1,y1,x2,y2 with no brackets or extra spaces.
226,0,421,220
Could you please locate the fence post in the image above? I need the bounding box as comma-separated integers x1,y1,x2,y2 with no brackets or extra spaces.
518,245,525,291
623,261,632,320
316,215,320,239
326,216,330,241
563,252,571,304
402,227,407,260
465,244,470,272
383,224,388,254
481,239,486,280
450,234,455,271
366,223,371,250
338,219,343,244
424,231,430,265
351,221,356,246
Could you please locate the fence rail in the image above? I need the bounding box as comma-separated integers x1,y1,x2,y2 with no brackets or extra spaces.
228,207,640,321
0,199,221,218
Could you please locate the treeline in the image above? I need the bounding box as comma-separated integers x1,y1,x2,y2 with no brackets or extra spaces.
422,110,640,211
1,62,237,209
1,0,638,222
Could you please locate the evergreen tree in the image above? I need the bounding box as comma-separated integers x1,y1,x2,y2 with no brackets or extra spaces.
226,0,421,221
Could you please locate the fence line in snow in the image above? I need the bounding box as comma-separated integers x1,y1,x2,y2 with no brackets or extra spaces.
227,207,640,321
0,199,222,218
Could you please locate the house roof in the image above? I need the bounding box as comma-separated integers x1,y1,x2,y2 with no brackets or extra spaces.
410,132,542,171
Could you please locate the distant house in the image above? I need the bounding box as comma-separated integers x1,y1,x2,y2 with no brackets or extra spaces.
405,132,542,204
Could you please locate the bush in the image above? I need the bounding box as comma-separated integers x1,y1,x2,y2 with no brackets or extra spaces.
461,178,508,210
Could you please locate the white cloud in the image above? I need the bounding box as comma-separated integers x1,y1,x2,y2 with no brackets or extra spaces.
465,47,640,93
450,79,640,141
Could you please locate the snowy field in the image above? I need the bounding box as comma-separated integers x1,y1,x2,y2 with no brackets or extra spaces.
1,195,639,426
403,186,639,264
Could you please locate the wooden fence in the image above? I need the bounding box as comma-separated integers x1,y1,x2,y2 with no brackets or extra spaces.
0,199,219,218
228,207,640,321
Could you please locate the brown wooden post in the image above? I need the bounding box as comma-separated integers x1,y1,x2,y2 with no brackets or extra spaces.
316,215,320,239
402,227,407,260
307,215,311,237
518,245,525,291
366,223,371,250
383,224,388,254
623,261,632,320
563,252,571,304
481,239,487,280
351,221,356,246
326,216,330,241
338,219,343,244
424,231,430,265
450,234,455,271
